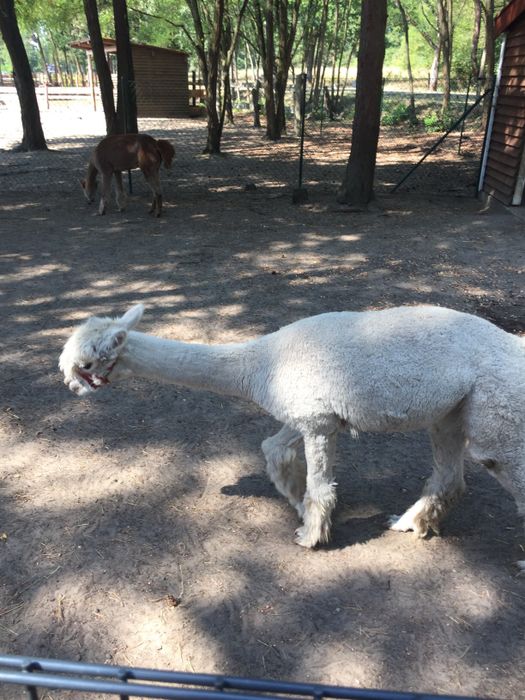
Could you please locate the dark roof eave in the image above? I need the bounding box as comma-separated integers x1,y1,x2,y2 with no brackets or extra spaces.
495,0,525,36
69,37,188,56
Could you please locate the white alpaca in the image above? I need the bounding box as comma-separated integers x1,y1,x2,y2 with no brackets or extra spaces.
59,304,525,566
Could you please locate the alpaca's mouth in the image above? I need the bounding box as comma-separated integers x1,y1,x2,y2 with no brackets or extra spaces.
77,368,110,389
72,359,118,394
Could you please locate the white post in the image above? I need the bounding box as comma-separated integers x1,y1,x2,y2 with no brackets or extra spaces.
477,35,506,194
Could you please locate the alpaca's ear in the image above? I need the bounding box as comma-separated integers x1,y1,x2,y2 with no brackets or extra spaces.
110,329,127,350
120,304,144,330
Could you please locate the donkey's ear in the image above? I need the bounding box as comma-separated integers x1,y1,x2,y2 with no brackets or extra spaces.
120,304,144,330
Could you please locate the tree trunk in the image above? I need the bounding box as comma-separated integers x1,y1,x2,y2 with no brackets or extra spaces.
429,42,440,91
396,0,416,123
481,0,495,129
471,0,482,93
83,0,117,134
437,0,452,115
252,79,261,127
33,32,53,85
337,0,387,208
254,0,298,140
50,33,65,87
0,0,47,150
113,0,138,133
263,0,279,139
186,0,248,152
73,51,85,86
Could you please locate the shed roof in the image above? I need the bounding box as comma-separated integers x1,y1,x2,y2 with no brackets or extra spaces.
495,0,525,36
70,38,188,57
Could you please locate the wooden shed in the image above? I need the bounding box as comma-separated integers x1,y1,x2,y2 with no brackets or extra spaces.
478,0,525,206
71,38,190,118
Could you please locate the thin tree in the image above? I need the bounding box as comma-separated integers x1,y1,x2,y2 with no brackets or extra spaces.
396,0,417,124
436,0,452,114
471,0,482,93
83,0,117,134
186,0,248,153
402,1,440,91
32,31,53,85
480,0,495,127
113,0,138,133
129,1,247,152
0,0,47,150
337,0,387,208
252,0,300,140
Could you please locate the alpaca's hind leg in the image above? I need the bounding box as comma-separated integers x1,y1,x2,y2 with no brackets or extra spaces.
484,460,525,570
114,171,127,212
262,425,306,517
389,405,466,537
295,431,338,548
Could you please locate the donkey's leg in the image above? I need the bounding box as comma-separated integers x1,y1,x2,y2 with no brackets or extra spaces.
98,172,112,215
389,404,466,537
262,425,306,518
295,431,338,548
114,171,127,212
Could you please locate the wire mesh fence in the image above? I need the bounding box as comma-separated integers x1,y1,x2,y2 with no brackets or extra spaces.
0,83,486,202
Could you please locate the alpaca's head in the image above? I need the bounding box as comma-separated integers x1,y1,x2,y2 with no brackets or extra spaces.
59,304,144,396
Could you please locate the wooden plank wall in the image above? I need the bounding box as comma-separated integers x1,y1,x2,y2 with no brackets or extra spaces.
132,47,189,118
484,15,525,205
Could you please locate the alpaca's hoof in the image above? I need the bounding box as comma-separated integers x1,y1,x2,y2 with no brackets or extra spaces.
388,513,432,538
387,513,420,535
294,526,318,548
388,514,414,532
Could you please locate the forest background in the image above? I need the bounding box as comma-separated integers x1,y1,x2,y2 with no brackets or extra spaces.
0,0,509,206
0,0,508,123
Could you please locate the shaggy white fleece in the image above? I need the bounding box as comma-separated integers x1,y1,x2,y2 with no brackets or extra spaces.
59,304,525,566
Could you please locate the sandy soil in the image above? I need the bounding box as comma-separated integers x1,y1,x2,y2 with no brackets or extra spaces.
1,126,525,699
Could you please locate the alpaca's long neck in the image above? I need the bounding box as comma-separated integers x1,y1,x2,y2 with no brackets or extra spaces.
120,331,255,400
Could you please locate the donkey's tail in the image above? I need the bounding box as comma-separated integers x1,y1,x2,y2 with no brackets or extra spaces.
156,139,175,169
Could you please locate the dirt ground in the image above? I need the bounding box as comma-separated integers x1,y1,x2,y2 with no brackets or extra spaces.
1,136,525,700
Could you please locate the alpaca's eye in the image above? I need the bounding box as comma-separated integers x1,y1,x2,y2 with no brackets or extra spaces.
82,362,93,370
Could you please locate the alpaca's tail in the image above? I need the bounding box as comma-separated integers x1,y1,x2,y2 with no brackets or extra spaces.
156,139,175,170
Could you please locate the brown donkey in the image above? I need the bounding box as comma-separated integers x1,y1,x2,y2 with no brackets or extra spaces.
81,134,175,217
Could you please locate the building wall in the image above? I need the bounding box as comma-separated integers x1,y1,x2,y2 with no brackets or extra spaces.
483,15,525,205
132,47,189,118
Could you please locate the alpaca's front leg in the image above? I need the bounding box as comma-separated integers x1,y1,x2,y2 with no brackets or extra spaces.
262,425,306,517
295,432,338,548
389,407,466,538
98,173,112,215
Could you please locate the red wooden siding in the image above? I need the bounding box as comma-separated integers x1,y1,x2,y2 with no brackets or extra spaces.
483,14,525,205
